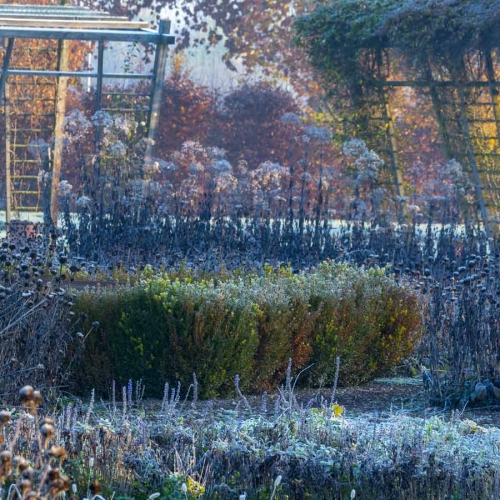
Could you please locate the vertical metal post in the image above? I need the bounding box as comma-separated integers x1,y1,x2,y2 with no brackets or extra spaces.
456,83,491,238
383,97,405,196
1,38,14,224
376,47,405,221
485,50,500,144
426,63,454,159
93,40,105,215
50,38,69,225
93,40,104,157
482,50,500,213
145,19,171,160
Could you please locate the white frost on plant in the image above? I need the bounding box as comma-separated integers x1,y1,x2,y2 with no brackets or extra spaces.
58,180,73,197
342,138,367,158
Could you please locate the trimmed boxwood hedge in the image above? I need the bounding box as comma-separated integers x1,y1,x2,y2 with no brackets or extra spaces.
71,262,422,397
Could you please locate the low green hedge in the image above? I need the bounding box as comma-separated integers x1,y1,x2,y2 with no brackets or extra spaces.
72,262,422,397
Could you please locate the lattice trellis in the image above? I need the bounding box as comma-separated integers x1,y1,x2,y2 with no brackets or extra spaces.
340,47,500,235
0,2,175,225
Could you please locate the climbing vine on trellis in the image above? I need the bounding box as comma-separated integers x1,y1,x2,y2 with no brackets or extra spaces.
295,0,500,87
295,0,500,233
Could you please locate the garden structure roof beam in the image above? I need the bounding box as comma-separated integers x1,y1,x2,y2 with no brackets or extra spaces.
0,27,174,43
0,69,154,78
373,81,500,88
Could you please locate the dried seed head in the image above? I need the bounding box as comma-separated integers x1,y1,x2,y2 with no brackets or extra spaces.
48,446,67,459
0,450,12,476
22,467,35,480
19,385,34,404
0,411,10,425
60,475,71,491
20,479,31,494
14,456,29,471
48,468,60,481
33,391,43,407
50,477,69,495
25,491,41,500
0,451,12,463
40,423,55,439
90,478,102,495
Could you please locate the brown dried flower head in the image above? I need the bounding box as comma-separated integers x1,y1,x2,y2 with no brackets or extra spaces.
40,423,55,439
0,411,11,425
33,391,43,407
19,386,34,404
90,478,102,495
0,450,12,464
19,479,31,495
48,446,67,459
25,492,41,500
14,455,29,471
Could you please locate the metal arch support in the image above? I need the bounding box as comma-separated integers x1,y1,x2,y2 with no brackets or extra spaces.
455,83,491,238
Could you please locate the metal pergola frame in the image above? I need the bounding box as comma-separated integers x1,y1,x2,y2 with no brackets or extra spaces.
0,3,175,225
345,47,500,235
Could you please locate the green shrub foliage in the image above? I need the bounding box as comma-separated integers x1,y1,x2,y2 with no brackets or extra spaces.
73,263,422,397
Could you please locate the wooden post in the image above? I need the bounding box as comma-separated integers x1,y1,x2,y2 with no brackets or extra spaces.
1,38,13,223
50,38,69,225
145,19,171,160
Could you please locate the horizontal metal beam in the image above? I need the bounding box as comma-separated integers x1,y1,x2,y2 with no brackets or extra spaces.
0,18,149,29
0,26,175,44
4,69,155,79
375,80,495,88
0,11,123,20
0,4,94,10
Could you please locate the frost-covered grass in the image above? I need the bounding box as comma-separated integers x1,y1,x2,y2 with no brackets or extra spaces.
92,407,500,499
2,366,500,500
4,391,499,500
